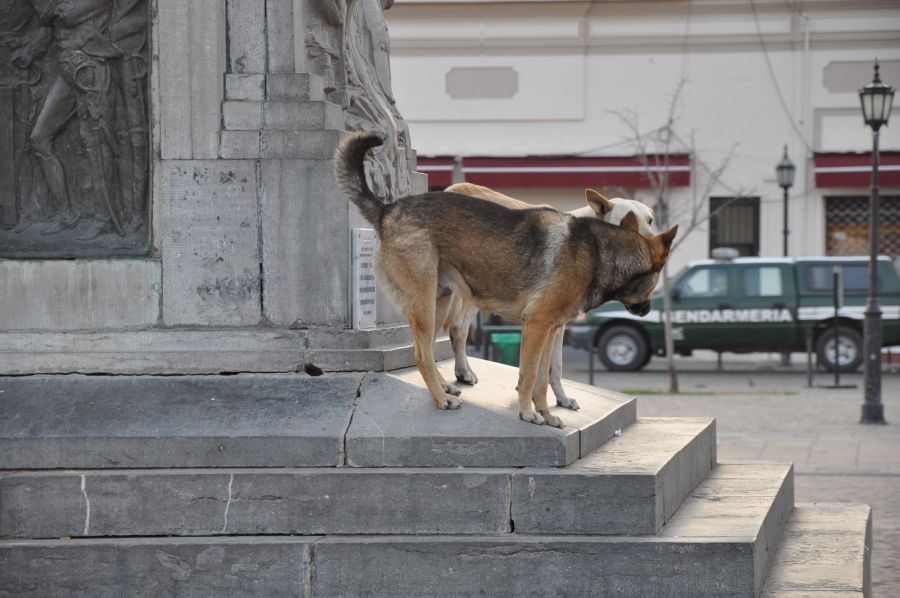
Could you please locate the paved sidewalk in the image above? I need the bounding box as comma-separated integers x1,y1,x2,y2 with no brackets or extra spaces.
559,347,900,597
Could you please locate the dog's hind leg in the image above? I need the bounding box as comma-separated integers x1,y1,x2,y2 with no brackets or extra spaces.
433,289,461,397
450,299,479,385
516,320,554,426
549,328,579,410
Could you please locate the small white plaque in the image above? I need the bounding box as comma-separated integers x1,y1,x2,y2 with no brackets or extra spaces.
352,228,378,330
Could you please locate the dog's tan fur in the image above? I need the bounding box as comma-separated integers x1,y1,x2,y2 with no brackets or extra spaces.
335,132,677,426
442,183,655,409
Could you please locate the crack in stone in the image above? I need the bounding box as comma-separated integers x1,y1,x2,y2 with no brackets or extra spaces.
80,475,90,536
222,473,234,534
338,375,366,467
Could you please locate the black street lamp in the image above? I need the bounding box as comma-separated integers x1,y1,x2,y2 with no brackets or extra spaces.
859,60,894,424
775,146,795,257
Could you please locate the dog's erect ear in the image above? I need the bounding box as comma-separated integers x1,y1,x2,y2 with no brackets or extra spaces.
619,211,640,233
660,225,678,249
585,189,614,216
649,225,678,268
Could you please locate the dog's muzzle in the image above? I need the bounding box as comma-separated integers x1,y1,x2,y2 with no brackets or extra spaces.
625,301,652,317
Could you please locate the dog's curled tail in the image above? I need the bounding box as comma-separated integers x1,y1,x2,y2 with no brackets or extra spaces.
334,131,385,228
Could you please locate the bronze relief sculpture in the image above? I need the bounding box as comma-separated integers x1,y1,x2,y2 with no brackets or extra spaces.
0,0,148,257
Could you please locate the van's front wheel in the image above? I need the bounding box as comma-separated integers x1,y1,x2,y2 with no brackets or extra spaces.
597,325,649,371
815,326,863,373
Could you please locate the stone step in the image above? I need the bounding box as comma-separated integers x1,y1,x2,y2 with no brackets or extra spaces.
660,461,795,595
347,358,636,467
222,101,343,132
0,358,632,470
0,468,514,539
0,462,798,597
762,503,872,597
0,327,444,375
512,417,716,535
0,418,707,539
0,374,363,469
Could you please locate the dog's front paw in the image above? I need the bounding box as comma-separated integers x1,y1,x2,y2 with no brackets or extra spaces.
436,394,462,410
540,410,565,429
455,367,478,385
556,396,580,411
442,382,462,396
519,410,546,426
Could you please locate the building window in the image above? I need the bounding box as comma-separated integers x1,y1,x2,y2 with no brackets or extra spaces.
825,196,900,262
709,197,760,257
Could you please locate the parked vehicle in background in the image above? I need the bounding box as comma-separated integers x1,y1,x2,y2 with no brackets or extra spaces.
568,255,900,372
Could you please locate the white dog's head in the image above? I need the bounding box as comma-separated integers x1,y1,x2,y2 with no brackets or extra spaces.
570,189,655,237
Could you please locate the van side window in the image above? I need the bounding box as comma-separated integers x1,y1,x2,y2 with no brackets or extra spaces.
743,267,783,297
679,267,729,298
805,265,869,292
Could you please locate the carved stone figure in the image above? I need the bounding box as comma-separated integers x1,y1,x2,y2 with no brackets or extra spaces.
304,0,415,202
0,0,148,257
0,0,52,231
305,0,347,107
343,0,414,201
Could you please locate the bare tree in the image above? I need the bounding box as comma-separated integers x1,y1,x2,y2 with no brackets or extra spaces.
612,79,749,393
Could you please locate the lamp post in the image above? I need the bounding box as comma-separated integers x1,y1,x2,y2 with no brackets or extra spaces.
775,146,795,257
859,60,894,424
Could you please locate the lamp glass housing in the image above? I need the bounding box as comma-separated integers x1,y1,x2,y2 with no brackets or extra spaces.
776,147,795,189
859,62,895,130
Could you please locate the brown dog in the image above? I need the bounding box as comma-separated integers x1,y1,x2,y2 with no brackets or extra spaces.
442,183,655,410
335,132,677,426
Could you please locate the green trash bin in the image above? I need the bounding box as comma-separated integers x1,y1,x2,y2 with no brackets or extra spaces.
491,332,521,366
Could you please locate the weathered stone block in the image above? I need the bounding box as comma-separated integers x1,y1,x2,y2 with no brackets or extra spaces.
158,0,192,159
189,0,226,159
222,101,263,130
0,259,160,330
266,0,297,73
0,374,362,469
0,538,314,598
160,161,261,326
219,130,260,159
263,102,343,131
225,74,266,100
260,159,349,327
0,469,512,538
313,536,755,598
266,73,325,101
260,130,345,160
226,0,266,73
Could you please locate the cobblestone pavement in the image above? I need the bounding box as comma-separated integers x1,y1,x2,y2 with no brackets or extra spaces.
559,347,900,597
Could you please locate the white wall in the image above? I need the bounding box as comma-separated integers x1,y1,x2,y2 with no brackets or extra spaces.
386,0,900,267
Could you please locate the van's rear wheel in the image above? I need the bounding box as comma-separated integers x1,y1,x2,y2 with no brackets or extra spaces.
815,326,863,373
597,325,649,372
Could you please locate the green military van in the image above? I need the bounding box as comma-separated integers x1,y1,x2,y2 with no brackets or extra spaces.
567,255,900,372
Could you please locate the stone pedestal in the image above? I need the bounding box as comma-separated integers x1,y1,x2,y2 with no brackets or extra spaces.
0,0,427,374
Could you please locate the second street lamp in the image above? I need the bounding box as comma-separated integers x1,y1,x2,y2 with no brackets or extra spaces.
858,60,894,424
775,146,796,257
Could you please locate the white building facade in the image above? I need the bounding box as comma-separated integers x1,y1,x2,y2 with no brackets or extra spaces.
385,0,900,274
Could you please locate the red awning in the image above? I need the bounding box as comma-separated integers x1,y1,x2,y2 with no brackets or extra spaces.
814,152,900,188
417,155,691,189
